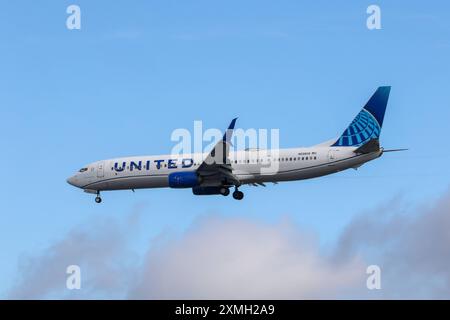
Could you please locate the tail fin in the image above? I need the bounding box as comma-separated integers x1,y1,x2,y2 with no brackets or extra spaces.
332,86,391,147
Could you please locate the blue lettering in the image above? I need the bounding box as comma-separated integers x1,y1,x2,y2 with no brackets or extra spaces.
114,162,126,172
182,158,193,168
130,161,142,171
146,160,151,170
154,159,164,169
168,159,178,169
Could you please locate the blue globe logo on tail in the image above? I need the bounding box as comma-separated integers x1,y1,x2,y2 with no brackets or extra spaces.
332,86,391,147
332,109,380,146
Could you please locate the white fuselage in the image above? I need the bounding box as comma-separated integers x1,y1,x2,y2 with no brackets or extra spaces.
67,146,382,192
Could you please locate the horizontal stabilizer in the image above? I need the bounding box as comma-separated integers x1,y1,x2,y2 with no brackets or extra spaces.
383,148,409,153
353,138,380,154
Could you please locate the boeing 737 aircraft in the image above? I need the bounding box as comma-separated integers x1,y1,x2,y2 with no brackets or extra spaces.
67,86,403,202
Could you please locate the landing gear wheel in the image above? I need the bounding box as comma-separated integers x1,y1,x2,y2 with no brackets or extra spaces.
95,195,102,203
232,190,244,200
220,187,230,196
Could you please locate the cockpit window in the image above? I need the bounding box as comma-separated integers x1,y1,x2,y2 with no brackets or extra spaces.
79,168,88,172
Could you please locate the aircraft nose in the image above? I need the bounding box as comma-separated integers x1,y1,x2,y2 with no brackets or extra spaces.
66,175,79,187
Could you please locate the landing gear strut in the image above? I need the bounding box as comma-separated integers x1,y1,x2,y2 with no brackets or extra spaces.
232,187,244,200
95,191,102,203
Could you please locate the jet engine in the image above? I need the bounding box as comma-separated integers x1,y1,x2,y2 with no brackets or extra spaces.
168,172,201,188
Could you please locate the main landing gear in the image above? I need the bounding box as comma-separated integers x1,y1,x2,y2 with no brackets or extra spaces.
232,187,244,200
219,187,230,196
95,191,102,204
218,186,244,200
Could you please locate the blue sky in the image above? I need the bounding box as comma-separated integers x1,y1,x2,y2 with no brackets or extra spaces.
1,0,450,298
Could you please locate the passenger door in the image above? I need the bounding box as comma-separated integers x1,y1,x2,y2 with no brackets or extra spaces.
328,150,336,162
97,162,105,178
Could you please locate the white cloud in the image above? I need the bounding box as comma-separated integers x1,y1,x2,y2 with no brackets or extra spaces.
8,210,142,299
335,189,450,299
7,188,450,299
128,215,365,299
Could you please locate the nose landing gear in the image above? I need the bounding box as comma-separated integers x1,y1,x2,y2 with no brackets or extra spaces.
95,191,102,203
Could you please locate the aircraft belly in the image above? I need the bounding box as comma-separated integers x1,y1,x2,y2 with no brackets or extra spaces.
91,174,169,191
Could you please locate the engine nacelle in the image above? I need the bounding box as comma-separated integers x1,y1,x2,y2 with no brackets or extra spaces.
168,172,200,188
192,186,223,195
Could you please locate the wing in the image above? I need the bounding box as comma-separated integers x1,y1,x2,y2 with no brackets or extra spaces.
196,118,240,187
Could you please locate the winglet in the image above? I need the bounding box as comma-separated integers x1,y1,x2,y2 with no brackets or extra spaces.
223,117,238,144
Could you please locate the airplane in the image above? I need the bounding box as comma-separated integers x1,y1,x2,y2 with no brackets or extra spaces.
67,86,404,203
